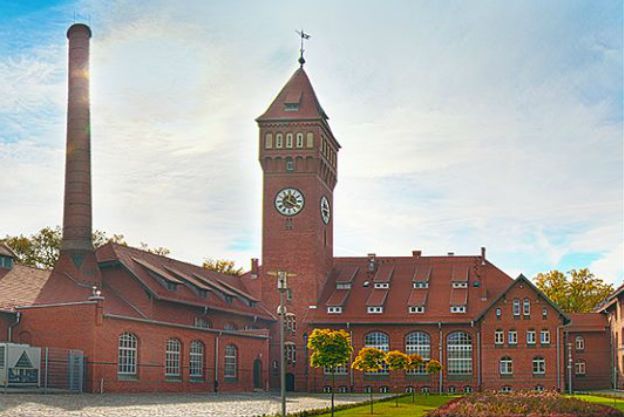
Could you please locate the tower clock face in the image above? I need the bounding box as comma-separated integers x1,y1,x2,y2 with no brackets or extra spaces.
275,188,305,216
320,195,331,224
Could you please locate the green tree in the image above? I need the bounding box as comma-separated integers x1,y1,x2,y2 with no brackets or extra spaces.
385,350,409,407
426,359,443,394
202,258,243,276
307,329,353,417
1,226,169,269
535,269,613,313
352,347,387,414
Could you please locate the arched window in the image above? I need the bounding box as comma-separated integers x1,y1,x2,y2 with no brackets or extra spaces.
306,132,314,148
265,133,273,149
286,133,293,148
405,332,430,374
224,344,238,378
189,340,204,378
447,332,472,375
165,338,181,377
365,331,389,374
532,356,546,375
523,298,531,315
118,332,138,376
575,336,585,351
512,298,521,316
499,356,513,375
296,133,304,148
275,133,283,148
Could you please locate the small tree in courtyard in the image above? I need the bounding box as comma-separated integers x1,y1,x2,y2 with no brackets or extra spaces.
307,329,353,417
426,359,443,394
385,350,409,407
406,353,424,402
352,347,387,414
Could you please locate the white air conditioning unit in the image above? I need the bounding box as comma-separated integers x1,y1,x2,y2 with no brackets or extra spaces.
0,343,41,386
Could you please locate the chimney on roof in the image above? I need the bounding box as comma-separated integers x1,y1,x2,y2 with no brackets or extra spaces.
54,24,101,284
412,250,422,258
367,253,377,273
447,252,455,256
481,247,486,265
251,258,259,278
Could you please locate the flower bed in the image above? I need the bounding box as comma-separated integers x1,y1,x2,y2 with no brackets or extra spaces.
426,390,624,417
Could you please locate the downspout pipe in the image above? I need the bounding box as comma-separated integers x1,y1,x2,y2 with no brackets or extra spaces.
438,322,443,394
557,325,563,391
8,312,21,342
214,331,222,392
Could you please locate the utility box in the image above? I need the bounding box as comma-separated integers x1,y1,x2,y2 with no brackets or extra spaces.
0,343,41,386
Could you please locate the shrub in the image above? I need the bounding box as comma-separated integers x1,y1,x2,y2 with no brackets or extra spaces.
426,390,624,417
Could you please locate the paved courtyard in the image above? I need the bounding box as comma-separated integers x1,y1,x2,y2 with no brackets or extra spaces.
0,392,387,417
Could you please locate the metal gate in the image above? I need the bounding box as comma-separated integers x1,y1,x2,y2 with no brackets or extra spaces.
67,350,84,392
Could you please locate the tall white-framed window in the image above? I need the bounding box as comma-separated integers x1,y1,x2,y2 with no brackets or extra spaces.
224,344,238,378
495,307,502,318
189,340,204,379
285,313,296,334
575,360,586,375
542,307,548,318
406,332,430,374
540,330,551,345
286,133,293,148
575,336,585,351
532,356,546,374
306,132,314,148
165,338,181,377
523,298,530,316
364,332,389,374
508,330,518,345
499,356,513,375
494,329,504,345
285,342,297,364
118,332,138,376
512,299,521,316
275,133,283,148
527,330,536,345
265,133,273,149
447,332,472,375
296,133,304,148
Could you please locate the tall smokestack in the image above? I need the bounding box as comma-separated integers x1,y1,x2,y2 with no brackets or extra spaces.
55,23,100,284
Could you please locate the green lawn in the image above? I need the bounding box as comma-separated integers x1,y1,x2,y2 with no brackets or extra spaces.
314,394,457,417
568,394,624,412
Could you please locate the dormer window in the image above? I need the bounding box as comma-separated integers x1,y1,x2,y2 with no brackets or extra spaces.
409,306,425,314
336,282,351,290
374,282,389,289
413,282,428,289
450,305,466,313
452,282,468,289
367,306,383,314
284,103,299,112
327,306,342,314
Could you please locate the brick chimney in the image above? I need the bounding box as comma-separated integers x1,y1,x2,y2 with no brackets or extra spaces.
54,24,101,284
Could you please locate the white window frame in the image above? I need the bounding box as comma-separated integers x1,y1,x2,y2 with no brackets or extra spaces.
523,298,531,316
447,332,472,375
285,343,296,364
118,332,138,376
413,281,429,289
540,330,551,345
575,336,585,351
327,306,343,314
450,305,466,313
527,330,536,345
194,317,211,329
224,344,238,378
508,330,518,345
512,299,521,316
275,133,283,148
408,306,425,314
189,340,204,378
296,133,304,148
495,307,502,318
452,281,468,288
365,332,389,374
373,282,389,289
367,306,383,314
285,313,296,334
542,307,548,318
406,332,430,375
285,133,293,148
499,357,513,375
501,386,513,393
533,357,546,375
165,338,181,377
575,361,586,375
495,330,504,345
336,282,351,289
324,364,348,375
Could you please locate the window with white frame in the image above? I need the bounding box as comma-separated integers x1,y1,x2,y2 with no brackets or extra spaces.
527,330,536,345
450,305,466,313
189,340,204,378
285,343,296,364
286,133,293,148
285,313,296,334
523,298,531,316
575,336,585,351
373,282,389,289
265,133,273,149
508,330,518,345
413,281,429,289
464,386,472,393
542,307,548,318
535,385,544,392
296,133,304,148
118,332,138,376
367,306,383,314
365,332,389,374
165,338,181,377
327,306,343,314
406,332,430,374
452,282,468,288
194,317,212,329
496,307,502,318
499,356,513,375
495,329,504,345
336,282,351,289
532,356,545,374
501,385,512,393
224,345,238,378
575,360,586,375
324,364,348,375
447,332,472,375
409,306,425,314
513,299,521,316
275,133,283,148
540,330,551,345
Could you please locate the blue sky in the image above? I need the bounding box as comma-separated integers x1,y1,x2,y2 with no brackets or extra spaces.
0,0,622,284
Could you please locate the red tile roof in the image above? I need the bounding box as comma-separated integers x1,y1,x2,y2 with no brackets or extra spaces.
452,266,469,282
373,264,394,282
366,289,388,307
257,67,328,122
0,265,51,310
449,287,468,305
325,290,350,307
336,266,358,283
566,313,609,332
407,289,428,306
412,266,432,282
312,255,514,324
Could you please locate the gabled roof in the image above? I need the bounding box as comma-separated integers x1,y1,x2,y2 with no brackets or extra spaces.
475,274,571,324
412,266,432,282
366,289,388,307
407,289,428,306
566,313,609,332
595,283,624,312
0,243,17,258
0,264,51,311
373,264,394,283
336,266,358,283
449,287,468,305
256,67,328,122
326,289,350,307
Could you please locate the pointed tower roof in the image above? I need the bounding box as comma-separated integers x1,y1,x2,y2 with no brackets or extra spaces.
257,67,328,122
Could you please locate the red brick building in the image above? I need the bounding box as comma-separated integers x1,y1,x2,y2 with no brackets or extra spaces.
0,23,615,393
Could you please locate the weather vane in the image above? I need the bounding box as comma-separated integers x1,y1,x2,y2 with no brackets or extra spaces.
295,29,311,67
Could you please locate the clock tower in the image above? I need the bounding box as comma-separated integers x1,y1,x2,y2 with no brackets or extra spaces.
257,63,339,389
